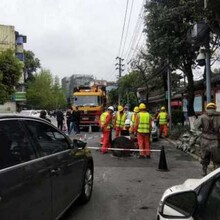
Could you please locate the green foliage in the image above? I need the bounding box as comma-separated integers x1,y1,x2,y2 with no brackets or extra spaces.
118,71,146,107
26,69,67,109
0,49,23,103
108,88,118,105
24,50,41,81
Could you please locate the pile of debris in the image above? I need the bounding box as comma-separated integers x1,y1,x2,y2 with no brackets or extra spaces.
176,131,202,157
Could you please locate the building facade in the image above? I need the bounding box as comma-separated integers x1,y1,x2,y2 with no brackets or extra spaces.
0,24,27,112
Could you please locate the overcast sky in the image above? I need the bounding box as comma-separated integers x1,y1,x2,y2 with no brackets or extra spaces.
0,0,144,81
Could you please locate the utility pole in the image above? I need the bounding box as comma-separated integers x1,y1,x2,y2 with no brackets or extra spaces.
205,32,211,103
167,65,172,131
115,57,124,105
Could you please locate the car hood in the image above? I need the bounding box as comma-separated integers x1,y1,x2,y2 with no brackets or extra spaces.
161,167,220,201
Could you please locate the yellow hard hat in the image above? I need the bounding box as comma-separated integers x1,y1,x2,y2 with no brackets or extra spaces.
133,106,139,113
139,103,146,110
206,102,216,109
118,105,123,112
161,106,165,111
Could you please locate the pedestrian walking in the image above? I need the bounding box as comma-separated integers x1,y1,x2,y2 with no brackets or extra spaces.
69,106,80,135
100,106,114,154
194,102,220,176
135,103,152,159
65,108,72,133
56,110,64,131
75,106,81,134
39,110,51,122
69,107,77,135
114,105,126,138
157,106,169,138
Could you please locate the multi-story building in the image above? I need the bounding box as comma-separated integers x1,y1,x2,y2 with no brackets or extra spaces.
62,74,94,105
0,24,27,112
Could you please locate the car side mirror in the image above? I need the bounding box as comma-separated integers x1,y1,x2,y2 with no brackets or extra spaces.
72,139,87,149
159,191,197,218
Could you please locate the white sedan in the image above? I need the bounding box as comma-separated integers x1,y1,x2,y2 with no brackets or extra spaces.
19,110,39,117
157,167,220,219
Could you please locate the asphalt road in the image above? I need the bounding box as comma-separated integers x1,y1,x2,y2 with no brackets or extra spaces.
51,122,202,220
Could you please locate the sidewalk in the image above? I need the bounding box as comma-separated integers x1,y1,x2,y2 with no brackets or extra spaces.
165,137,215,172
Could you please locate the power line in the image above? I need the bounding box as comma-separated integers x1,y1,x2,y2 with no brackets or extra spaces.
129,29,145,61
121,0,134,58
118,0,130,57
124,1,145,63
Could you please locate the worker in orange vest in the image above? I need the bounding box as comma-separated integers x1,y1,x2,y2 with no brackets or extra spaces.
135,103,152,159
99,106,114,154
157,106,169,138
114,105,126,138
130,106,139,137
130,106,139,153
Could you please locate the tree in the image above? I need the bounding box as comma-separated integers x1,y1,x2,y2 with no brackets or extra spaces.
0,49,23,103
108,88,119,106
144,0,206,117
118,71,146,108
24,50,41,81
50,75,67,110
26,69,67,109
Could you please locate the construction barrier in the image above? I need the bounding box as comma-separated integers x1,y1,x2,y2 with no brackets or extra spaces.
73,134,169,171
86,145,169,171
87,146,160,152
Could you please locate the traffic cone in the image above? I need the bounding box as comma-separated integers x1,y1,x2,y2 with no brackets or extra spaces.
89,124,92,133
157,146,169,171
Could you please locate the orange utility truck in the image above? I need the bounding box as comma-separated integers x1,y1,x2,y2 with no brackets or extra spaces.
72,84,108,131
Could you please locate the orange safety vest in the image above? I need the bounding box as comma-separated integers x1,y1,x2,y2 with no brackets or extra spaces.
100,112,111,129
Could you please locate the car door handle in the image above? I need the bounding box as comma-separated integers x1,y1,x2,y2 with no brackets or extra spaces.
50,168,61,176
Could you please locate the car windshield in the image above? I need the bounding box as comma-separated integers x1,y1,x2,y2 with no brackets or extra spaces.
73,96,98,107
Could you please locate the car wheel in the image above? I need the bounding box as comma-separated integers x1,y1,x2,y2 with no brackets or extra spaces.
77,165,93,205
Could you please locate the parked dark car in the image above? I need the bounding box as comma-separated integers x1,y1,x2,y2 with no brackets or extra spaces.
0,115,94,220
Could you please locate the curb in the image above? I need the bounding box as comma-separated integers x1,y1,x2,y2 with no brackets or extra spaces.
165,138,201,161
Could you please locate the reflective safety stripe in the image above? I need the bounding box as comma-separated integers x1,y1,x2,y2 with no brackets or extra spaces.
159,112,167,125
138,112,150,133
100,112,110,129
116,112,126,128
